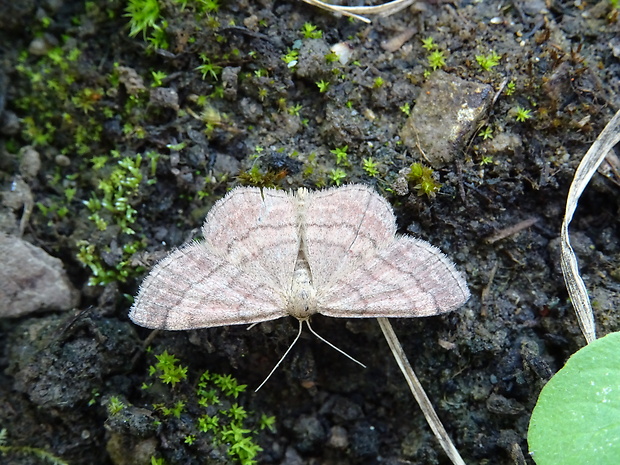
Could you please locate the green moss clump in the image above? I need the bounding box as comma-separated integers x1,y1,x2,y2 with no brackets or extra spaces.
237,165,286,188
408,163,441,198
131,351,274,465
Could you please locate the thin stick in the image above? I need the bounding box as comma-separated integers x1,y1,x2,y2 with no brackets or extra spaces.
484,217,538,244
377,317,467,465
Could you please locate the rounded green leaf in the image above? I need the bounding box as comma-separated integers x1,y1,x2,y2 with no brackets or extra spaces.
528,331,620,465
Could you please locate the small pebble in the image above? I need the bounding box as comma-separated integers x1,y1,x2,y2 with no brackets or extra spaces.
28,33,59,55
19,146,41,180
55,154,71,167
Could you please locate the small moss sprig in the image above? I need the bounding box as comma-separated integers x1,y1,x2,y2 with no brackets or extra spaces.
373,77,385,88
196,54,222,81
421,36,436,51
505,80,516,96
259,414,276,432
107,396,126,415
288,103,303,116
329,168,347,186
316,79,330,93
282,48,300,69
151,70,167,87
125,0,221,49
514,105,533,122
124,0,171,49
421,37,446,75
149,350,188,387
362,157,380,177
408,163,441,198
478,126,493,140
153,401,186,418
428,50,446,70
330,145,350,166
210,372,247,399
300,22,322,39
125,0,161,39
196,0,221,13
475,51,501,71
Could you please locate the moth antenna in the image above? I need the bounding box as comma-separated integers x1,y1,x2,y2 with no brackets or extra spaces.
255,319,304,392
305,320,366,368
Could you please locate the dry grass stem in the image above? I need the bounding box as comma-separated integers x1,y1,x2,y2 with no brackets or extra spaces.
377,317,467,465
300,0,416,23
560,108,620,343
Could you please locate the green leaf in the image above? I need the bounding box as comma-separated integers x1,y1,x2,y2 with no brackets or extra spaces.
528,331,620,465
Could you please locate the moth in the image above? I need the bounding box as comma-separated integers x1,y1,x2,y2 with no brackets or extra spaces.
129,184,470,386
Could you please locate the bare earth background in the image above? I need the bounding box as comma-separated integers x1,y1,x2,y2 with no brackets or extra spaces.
1,0,619,464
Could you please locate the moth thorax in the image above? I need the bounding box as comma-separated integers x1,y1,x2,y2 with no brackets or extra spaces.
287,264,318,320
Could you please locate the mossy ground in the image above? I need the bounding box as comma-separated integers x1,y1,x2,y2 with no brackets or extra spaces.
1,1,619,464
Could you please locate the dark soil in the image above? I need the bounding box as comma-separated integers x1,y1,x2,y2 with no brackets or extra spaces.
1,0,619,464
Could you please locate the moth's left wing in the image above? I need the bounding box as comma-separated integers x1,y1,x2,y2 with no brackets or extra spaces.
300,184,397,290
316,235,470,318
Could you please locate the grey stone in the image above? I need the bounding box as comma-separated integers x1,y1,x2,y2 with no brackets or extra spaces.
292,414,326,454
0,233,79,317
486,393,525,415
327,425,349,449
1,111,20,136
117,66,146,95
319,394,363,421
480,131,522,155
149,87,179,111
28,34,59,56
55,154,72,167
280,446,304,465
349,421,379,458
401,70,493,167
8,315,139,408
19,146,41,180
221,66,241,100
212,153,241,177
295,39,331,80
